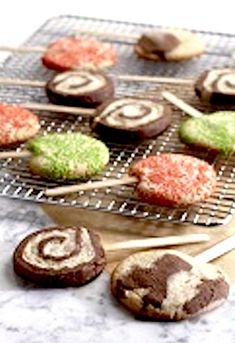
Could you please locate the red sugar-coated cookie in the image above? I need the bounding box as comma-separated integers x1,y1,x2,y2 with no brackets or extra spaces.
42,36,117,72
0,103,40,146
129,153,216,207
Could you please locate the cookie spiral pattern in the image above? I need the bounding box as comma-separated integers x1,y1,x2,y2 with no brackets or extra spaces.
92,97,172,142
46,70,114,107
195,68,235,103
13,226,106,286
95,98,165,128
49,70,108,95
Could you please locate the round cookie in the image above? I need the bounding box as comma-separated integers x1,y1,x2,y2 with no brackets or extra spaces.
27,132,109,180
13,226,106,287
42,36,117,72
46,70,115,107
111,249,230,321
135,28,205,62
91,97,172,142
0,103,40,146
195,68,235,104
179,111,235,155
129,154,216,207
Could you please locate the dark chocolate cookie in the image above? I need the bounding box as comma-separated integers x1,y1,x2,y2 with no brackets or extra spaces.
13,226,106,287
111,250,230,321
195,68,235,104
46,70,115,107
91,97,172,142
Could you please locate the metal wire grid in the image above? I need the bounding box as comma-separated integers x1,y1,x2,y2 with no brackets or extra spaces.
0,15,235,226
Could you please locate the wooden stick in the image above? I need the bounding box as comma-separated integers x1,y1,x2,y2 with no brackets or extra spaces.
162,91,203,118
0,75,193,87
20,102,94,116
45,175,137,197
105,233,209,251
0,46,46,53
0,150,31,159
195,234,235,263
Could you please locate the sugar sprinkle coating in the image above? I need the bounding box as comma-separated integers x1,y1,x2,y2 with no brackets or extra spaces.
0,103,40,146
13,226,106,287
27,132,109,180
179,111,235,155
42,36,117,72
129,154,216,207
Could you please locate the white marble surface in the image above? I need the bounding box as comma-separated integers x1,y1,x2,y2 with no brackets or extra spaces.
0,198,234,343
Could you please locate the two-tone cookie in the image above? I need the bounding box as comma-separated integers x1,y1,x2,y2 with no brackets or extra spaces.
46,70,114,107
135,28,205,62
91,97,172,142
111,250,230,321
195,68,235,104
27,132,109,180
13,226,106,287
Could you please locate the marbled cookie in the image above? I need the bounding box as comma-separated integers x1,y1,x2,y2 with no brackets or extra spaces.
91,97,172,142
0,103,40,146
46,70,114,107
28,132,109,180
135,28,205,62
42,36,117,72
179,111,235,155
111,250,230,321
195,68,235,104
129,154,216,207
13,226,106,287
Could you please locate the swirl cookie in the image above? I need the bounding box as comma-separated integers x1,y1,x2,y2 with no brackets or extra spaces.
135,28,205,62
42,36,117,72
27,132,109,180
0,103,40,146
129,154,216,207
46,70,114,107
111,250,230,321
195,68,235,104
13,226,106,287
91,97,172,142
179,111,235,155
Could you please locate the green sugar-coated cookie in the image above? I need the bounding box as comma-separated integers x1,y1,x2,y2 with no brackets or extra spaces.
179,111,235,155
27,132,109,180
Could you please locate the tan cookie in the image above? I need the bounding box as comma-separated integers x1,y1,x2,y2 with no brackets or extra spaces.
111,250,230,321
135,28,205,62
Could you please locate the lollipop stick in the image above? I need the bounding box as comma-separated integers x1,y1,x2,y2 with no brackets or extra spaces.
0,75,193,87
195,234,235,263
162,91,203,118
0,46,46,53
105,233,209,251
0,150,31,159
21,102,94,116
45,175,137,197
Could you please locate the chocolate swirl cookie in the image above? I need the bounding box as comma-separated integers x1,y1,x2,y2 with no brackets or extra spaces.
135,28,205,62
91,97,172,142
13,226,106,287
111,250,230,321
195,68,235,104
46,70,115,107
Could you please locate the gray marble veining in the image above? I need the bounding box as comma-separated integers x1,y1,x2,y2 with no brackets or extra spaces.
0,198,234,343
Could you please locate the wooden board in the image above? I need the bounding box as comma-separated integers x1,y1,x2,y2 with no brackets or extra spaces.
41,204,235,283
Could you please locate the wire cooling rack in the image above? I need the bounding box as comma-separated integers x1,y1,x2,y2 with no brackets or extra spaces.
1,15,235,226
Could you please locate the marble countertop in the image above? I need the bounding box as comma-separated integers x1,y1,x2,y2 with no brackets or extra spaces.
0,197,234,343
